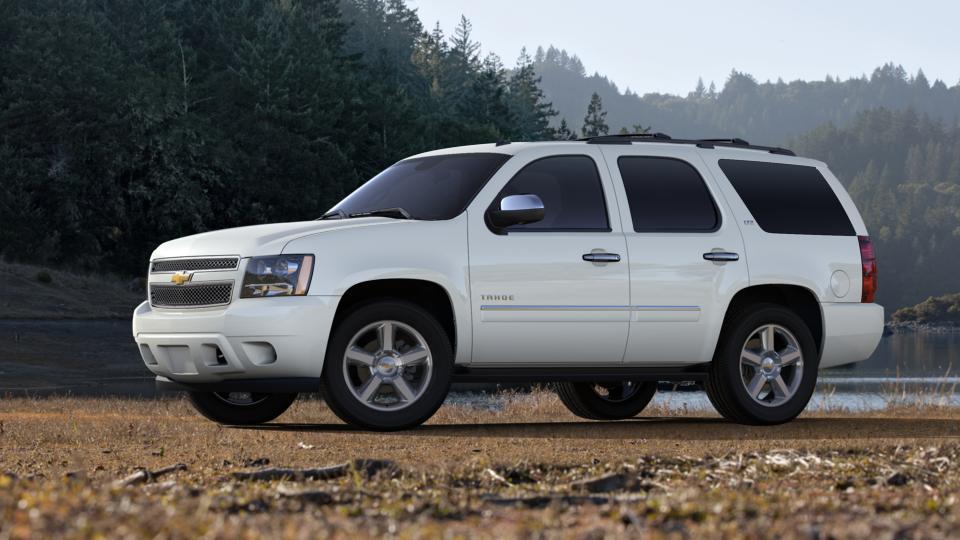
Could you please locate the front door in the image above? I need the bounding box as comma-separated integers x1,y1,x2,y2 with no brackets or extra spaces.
468,150,630,365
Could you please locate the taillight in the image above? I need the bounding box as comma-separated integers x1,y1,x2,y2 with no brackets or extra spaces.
858,235,877,303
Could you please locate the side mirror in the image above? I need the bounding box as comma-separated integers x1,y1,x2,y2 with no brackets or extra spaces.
487,194,545,229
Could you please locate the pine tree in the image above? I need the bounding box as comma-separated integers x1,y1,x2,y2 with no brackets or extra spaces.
554,118,575,140
581,92,608,137
693,77,706,98
506,48,557,140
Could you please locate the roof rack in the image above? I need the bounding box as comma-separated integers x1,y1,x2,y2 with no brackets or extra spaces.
579,132,673,144
581,132,795,156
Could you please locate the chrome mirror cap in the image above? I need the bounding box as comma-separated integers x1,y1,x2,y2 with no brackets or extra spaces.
488,193,546,230
500,193,544,212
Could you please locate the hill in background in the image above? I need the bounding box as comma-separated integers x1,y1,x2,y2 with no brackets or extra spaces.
534,45,960,144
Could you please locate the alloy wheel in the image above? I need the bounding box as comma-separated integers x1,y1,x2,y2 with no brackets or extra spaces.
738,324,804,407
342,320,434,411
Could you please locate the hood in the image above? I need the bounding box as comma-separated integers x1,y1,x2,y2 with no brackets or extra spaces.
150,218,405,260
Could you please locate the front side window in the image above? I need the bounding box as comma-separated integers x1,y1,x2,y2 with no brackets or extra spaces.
618,157,719,232
719,159,855,236
493,155,609,231
330,153,511,220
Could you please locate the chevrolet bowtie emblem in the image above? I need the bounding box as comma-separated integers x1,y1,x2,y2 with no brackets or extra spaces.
170,271,194,285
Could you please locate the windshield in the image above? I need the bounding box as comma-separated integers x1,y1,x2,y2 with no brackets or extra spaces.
328,153,512,220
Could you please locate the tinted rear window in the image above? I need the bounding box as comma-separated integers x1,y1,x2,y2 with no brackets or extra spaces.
331,153,511,220
618,157,719,232
718,159,855,236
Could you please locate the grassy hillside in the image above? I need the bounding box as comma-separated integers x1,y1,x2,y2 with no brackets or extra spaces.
0,261,143,319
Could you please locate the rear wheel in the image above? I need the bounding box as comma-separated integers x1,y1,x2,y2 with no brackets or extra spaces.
188,391,296,425
556,381,657,420
320,300,453,431
705,304,818,425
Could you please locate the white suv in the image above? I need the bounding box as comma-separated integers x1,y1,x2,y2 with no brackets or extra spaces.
133,133,883,430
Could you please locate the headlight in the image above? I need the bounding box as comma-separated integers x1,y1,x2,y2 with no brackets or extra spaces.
241,255,314,298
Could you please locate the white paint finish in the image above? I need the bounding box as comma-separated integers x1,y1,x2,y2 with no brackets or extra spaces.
819,302,884,368
631,307,701,323
466,145,630,364
150,218,403,260
599,144,750,365
133,296,337,382
283,214,474,365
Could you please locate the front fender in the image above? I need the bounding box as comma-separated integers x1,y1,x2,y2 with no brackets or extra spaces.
284,215,472,365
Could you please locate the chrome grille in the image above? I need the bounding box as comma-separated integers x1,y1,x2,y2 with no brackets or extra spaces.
151,257,240,273
150,282,233,308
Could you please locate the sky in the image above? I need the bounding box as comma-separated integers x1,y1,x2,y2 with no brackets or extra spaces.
408,0,960,96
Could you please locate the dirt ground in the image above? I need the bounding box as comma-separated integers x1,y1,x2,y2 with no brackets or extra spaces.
2,393,960,539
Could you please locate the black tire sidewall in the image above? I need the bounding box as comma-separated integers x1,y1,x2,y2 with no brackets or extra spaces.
558,381,657,420
322,300,452,431
716,305,819,424
187,392,297,425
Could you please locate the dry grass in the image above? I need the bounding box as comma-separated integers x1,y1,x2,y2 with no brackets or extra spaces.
3,392,960,538
0,261,142,319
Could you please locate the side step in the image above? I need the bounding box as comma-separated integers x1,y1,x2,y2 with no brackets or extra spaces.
451,365,709,384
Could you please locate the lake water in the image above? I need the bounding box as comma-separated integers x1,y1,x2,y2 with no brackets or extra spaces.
1,320,959,412
451,332,960,413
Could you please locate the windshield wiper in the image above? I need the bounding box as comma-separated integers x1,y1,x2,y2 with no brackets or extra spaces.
348,207,412,220
318,209,347,220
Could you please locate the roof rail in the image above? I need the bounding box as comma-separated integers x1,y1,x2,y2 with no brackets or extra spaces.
580,132,672,145
582,132,796,156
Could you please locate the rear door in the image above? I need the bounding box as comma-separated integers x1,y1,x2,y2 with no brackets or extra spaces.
599,145,749,365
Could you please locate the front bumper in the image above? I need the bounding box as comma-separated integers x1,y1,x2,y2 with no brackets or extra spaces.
133,296,338,384
819,302,884,368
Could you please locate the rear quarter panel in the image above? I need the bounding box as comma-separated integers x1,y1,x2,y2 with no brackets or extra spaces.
699,151,866,304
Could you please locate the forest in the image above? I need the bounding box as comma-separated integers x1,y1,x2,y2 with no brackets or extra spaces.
0,0,958,310
0,0,556,275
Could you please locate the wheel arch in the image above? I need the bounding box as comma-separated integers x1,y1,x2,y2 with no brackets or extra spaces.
717,284,824,357
330,278,458,356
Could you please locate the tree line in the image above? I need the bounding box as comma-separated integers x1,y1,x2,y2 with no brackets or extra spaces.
535,45,960,145
0,0,558,275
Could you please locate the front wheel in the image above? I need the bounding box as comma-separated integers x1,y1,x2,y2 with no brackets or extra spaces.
556,381,657,420
705,304,818,425
320,300,453,431
188,391,297,425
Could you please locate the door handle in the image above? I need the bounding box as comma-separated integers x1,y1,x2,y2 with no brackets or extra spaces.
703,251,739,262
582,252,621,263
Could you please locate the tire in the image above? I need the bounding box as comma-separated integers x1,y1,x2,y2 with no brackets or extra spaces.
188,391,297,425
705,303,818,425
556,381,657,420
320,300,453,431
